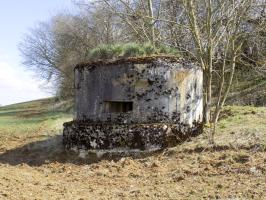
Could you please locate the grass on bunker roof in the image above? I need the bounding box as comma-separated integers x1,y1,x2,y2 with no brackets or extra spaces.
75,42,189,69
0,98,265,199
87,43,180,60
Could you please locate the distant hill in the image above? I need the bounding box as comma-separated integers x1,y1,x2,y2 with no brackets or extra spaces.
0,97,73,138
0,98,73,113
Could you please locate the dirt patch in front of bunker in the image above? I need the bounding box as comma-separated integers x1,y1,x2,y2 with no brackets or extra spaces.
0,131,265,200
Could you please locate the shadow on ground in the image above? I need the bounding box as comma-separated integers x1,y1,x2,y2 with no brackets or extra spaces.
0,135,162,166
1,134,261,167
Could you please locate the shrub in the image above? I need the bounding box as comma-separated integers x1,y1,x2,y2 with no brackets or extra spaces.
158,45,178,55
143,42,157,55
123,43,145,57
87,43,179,60
110,44,124,57
88,45,113,60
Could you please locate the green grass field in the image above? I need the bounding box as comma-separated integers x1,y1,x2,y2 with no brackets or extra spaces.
0,98,73,138
212,106,266,148
0,97,265,147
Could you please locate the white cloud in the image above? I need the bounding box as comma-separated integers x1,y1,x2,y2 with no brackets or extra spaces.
0,60,52,106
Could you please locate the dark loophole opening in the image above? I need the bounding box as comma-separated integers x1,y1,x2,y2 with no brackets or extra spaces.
104,101,133,113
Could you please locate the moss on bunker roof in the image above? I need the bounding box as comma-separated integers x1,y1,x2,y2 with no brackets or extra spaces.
75,55,189,70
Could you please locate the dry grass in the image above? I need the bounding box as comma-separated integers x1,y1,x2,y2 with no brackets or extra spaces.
0,100,265,200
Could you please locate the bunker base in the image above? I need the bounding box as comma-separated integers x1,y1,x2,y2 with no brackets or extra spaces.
63,121,203,152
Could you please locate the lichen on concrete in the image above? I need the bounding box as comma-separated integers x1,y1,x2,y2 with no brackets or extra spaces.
63,56,203,151
63,121,203,150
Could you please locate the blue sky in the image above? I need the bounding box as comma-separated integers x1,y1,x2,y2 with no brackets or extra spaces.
0,0,75,106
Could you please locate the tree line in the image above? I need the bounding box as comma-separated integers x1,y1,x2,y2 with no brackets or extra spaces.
19,0,265,143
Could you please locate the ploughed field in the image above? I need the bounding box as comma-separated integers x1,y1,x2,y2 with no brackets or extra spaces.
0,98,265,200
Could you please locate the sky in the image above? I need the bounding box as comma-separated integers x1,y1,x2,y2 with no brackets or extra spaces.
0,0,75,106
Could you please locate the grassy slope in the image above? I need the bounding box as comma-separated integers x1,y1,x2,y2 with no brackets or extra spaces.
0,99,265,199
0,98,265,146
0,98,72,138
226,69,266,105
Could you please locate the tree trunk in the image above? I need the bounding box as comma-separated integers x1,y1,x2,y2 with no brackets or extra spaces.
148,0,155,46
203,68,212,124
211,41,237,142
203,0,213,126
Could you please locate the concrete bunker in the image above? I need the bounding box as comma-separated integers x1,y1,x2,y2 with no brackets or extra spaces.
63,56,203,151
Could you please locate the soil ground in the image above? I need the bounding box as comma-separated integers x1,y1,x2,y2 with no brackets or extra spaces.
0,99,265,200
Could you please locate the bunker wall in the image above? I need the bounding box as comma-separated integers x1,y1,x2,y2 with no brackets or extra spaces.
74,60,202,126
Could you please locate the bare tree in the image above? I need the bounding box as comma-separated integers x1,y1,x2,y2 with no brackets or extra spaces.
19,22,59,81
181,0,265,143
20,0,265,139
19,9,119,98
93,0,265,143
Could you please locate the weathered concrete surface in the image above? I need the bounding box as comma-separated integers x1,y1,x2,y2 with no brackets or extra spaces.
63,121,203,150
64,56,203,150
74,57,203,126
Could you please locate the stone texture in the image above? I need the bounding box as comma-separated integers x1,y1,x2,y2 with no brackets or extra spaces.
63,121,203,150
